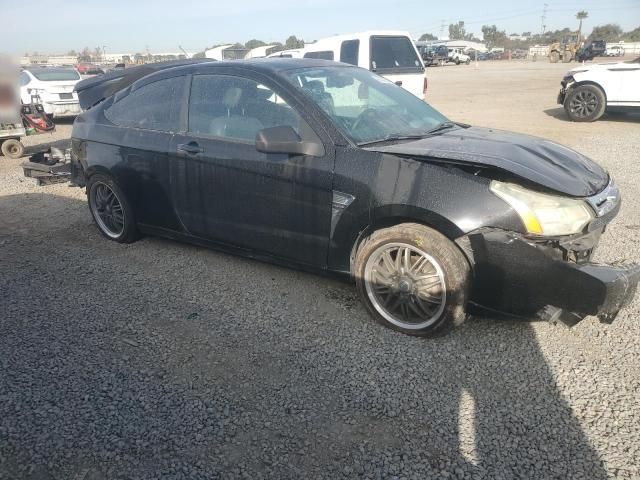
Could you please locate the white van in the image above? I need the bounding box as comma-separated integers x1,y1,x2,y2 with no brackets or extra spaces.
300,31,427,98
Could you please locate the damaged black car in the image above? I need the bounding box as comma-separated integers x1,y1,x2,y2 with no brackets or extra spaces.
69,59,639,336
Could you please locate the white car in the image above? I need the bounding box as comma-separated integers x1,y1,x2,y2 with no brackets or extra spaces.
447,48,471,65
558,58,640,122
605,45,624,57
299,31,427,98
19,67,82,119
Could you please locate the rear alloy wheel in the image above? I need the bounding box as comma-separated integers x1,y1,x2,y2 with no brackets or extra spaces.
87,174,140,243
1,139,25,159
355,223,470,336
564,84,606,122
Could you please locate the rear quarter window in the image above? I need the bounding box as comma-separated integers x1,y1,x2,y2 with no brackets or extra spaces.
370,36,423,73
304,51,335,61
340,40,360,65
104,76,186,132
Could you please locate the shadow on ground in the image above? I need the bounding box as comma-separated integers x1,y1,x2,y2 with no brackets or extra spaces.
0,193,608,479
544,106,640,123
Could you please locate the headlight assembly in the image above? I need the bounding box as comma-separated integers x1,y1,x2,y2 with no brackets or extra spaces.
490,180,593,236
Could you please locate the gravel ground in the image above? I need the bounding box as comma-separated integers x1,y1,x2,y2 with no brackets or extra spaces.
1,61,639,480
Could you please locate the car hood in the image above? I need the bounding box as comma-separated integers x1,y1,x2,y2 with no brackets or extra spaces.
570,61,636,72
365,126,608,197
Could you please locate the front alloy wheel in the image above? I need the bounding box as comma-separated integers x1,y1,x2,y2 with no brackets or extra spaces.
364,243,446,330
355,223,470,336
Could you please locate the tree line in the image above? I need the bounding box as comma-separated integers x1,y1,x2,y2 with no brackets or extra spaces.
420,17,640,49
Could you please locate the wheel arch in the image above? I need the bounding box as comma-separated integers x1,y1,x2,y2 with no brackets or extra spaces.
568,80,608,103
347,206,465,277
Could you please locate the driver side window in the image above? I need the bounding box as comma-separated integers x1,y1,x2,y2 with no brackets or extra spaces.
188,75,310,142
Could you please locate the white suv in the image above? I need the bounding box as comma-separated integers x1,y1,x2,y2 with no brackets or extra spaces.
19,67,82,119
558,57,640,121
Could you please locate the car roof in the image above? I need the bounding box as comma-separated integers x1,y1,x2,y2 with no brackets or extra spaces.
74,58,350,110
168,57,349,74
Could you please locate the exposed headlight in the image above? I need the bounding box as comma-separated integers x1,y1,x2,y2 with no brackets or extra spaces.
490,181,593,236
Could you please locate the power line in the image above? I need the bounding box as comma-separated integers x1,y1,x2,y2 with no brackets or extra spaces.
541,3,548,35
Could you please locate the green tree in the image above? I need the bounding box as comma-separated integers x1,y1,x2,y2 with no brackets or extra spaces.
576,10,589,38
419,32,437,41
245,39,266,49
284,35,304,49
448,21,466,40
622,26,640,41
481,24,508,48
66,49,78,57
589,24,623,42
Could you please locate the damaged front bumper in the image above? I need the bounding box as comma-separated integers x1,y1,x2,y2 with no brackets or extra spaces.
457,228,640,326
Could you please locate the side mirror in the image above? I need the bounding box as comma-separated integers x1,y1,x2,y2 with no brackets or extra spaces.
255,125,324,157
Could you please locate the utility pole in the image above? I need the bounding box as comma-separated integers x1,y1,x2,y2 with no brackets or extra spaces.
439,20,446,40
541,3,548,35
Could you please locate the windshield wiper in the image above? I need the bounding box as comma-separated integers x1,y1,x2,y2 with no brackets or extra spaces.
423,121,458,135
357,134,427,147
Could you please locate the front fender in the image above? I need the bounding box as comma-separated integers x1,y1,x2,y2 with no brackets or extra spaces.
328,147,523,273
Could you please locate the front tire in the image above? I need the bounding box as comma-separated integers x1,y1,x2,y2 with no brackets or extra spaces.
354,223,470,336
564,84,606,122
87,174,140,243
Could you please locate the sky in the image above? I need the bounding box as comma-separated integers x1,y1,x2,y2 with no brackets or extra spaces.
1,0,639,55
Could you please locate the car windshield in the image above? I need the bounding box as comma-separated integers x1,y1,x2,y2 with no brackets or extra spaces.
284,66,449,145
29,69,81,82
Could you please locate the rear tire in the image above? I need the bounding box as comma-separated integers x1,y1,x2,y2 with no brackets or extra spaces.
1,139,25,159
87,173,140,243
564,84,606,122
354,223,470,336
549,51,560,63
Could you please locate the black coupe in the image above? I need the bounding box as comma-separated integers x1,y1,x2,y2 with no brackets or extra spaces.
70,59,639,335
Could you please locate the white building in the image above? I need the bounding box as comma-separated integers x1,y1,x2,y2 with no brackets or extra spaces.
20,55,77,66
442,40,487,52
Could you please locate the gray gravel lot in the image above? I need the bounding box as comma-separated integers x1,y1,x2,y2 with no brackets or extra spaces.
1,61,639,479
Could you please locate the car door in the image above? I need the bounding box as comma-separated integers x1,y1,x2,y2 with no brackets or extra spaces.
168,72,335,267
611,64,640,103
100,74,189,230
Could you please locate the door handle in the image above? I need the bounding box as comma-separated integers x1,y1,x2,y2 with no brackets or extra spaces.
177,142,203,155
395,81,403,86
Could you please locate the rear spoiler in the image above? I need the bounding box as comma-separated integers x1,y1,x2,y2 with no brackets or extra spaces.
74,58,215,110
